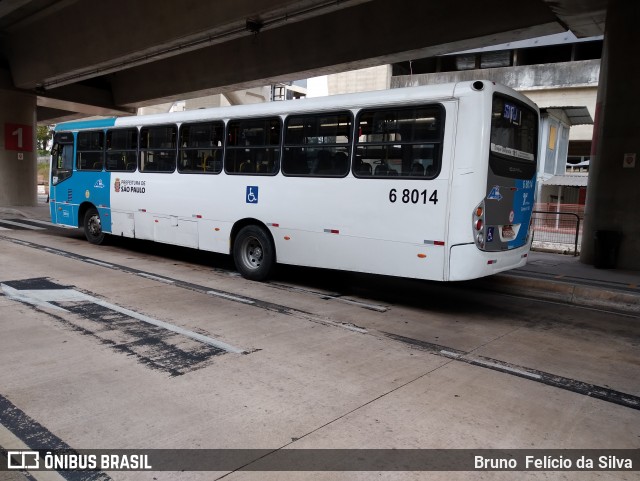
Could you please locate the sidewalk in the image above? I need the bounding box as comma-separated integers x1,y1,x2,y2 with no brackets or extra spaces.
2,203,639,315
475,250,640,315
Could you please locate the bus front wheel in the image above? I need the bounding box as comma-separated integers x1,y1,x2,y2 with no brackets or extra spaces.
84,207,105,245
233,225,275,281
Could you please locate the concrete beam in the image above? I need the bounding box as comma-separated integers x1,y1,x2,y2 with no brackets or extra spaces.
0,67,14,89
542,0,607,37
391,60,601,91
111,0,562,107
36,106,87,125
37,83,135,118
5,0,371,89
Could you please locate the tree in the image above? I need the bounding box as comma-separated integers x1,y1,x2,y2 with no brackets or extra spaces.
37,125,53,155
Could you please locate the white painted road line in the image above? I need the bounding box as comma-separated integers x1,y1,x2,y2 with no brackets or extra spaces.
1,284,247,355
0,424,68,481
85,259,115,268
207,290,256,305
0,220,46,230
90,298,247,354
324,295,388,312
465,356,543,380
137,272,175,284
17,218,56,227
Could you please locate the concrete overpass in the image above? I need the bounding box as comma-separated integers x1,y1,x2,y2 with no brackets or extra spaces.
1,0,638,270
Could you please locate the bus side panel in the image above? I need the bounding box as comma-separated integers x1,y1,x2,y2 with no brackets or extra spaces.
449,241,530,281
111,210,135,237
273,228,447,280
198,220,232,253
266,176,451,281
152,215,198,249
51,171,112,231
446,87,491,250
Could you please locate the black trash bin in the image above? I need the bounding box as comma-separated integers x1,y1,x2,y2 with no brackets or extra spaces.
593,230,622,269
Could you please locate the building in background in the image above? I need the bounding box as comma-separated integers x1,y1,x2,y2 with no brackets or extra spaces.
139,82,307,116
317,32,600,210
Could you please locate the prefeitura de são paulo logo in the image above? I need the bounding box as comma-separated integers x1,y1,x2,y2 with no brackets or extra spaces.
114,178,121,192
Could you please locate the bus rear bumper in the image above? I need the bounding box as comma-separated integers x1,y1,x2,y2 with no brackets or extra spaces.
448,242,530,281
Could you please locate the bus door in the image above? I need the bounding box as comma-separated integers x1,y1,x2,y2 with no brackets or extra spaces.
481,95,537,251
50,132,76,226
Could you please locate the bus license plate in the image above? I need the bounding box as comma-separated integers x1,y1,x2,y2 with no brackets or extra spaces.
502,225,515,239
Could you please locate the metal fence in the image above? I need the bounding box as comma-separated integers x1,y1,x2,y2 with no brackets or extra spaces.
531,206,583,256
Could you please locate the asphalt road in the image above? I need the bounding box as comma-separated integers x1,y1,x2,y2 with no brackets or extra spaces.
0,221,638,481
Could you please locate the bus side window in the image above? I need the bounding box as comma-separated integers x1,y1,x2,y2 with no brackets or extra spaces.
282,111,352,177
225,117,280,175
139,125,177,173
178,121,223,174
355,105,444,179
76,131,104,171
106,128,138,172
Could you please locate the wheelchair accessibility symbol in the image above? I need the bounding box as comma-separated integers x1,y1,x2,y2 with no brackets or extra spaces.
246,186,259,204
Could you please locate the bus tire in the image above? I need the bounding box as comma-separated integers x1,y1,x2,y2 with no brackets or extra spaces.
84,207,105,245
233,225,275,281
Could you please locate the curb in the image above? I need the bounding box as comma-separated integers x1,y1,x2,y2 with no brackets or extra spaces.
481,274,640,315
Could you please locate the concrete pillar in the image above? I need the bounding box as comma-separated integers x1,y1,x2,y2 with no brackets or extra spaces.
0,89,37,206
581,0,640,270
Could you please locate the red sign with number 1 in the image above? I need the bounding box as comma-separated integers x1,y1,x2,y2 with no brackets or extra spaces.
5,123,33,152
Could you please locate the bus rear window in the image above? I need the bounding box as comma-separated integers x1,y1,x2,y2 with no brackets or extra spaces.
490,96,537,162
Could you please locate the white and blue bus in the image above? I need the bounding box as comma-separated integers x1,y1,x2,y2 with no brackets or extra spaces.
50,80,538,282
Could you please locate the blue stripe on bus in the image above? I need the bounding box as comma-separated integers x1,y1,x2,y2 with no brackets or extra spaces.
507,177,536,248
55,118,117,131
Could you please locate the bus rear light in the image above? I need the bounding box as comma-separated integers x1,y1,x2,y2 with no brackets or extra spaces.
487,259,498,265
473,200,486,249
525,216,534,242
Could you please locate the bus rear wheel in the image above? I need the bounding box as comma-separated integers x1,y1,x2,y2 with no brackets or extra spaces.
233,225,275,281
84,207,105,245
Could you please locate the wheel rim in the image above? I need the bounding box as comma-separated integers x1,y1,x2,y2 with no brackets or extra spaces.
239,236,263,271
88,214,101,237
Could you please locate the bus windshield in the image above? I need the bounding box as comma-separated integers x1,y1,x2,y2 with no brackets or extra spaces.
489,95,537,178
490,96,537,160
51,133,74,185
